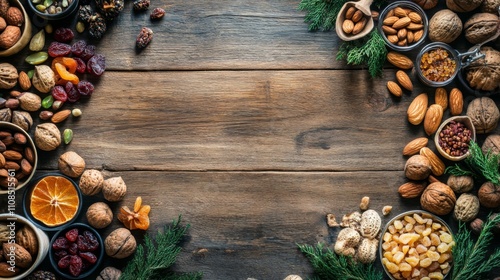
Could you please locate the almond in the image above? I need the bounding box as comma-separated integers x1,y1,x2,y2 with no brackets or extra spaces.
345,6,356,19
352,10,364,22
435,88,448,110
420,147,445,176
396,70,413,91
387,81,403,97
449,88,463,115
413,29,424,41
392,17,411,29
387,35,399,44
397,38,408,46
51,109,71,123
18,71,31,90
3,150,22,161
342,19,354,34
383,16,400,25
403,137,428,156
423,104,443,136
397,28,407,40
408,12,422,23
407,22,424,31
407,93,428,125
394,7,407,17
398,181,427,198
387,51,414,70
382,25,397,35
352,17,367,35
0,262,19,277
407,30,414,43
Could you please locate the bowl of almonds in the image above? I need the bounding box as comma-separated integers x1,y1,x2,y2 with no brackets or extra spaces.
379,210,454,280
377,1,428,51
0,121,38,195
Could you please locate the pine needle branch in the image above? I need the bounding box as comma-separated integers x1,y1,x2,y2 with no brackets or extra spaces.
445,140,500,185
298,0,345,31
297,242,383,280
120,216,202,280
450,213,500,280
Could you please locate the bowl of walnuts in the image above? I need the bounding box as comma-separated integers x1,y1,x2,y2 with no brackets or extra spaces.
0,0,32,57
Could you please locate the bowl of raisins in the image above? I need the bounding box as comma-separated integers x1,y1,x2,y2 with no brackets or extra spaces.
49,223,104,279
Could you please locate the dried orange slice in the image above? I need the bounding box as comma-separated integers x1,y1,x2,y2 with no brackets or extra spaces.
30,175,80,227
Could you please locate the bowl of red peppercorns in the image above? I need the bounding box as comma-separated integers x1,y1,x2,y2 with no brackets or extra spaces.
49,223,104,279
434,116,476,161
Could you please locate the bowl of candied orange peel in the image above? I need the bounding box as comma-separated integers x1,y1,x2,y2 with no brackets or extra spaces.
379,210,454,280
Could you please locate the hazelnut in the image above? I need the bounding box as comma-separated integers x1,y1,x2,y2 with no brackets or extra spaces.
97,266,122,280
86,202,113,229
102,176,127,202
104,228,136,259
79,169,104,196
478,182,500,208
34,122,61,151
58,151,85,178
469,218,484,235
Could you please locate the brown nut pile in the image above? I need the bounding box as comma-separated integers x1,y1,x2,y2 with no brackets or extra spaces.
0,128,35,189
0,0,24,49
341,6,369,36
0,223,37,277
381,6,424,47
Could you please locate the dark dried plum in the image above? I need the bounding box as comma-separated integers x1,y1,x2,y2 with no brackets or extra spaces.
57,255,71,269
77,80,94,97
76,235,88,251
54,27,75,43
87,54,106,76
79,252,97,264
69,255,83,277
52,85,68,102
48,42,72,58
68,242,78,255
66,85,81,103
54,249,68,260
52,236,69,250
74,57,87,74
83,230,99,251
71,40,87,57
81,45,96,61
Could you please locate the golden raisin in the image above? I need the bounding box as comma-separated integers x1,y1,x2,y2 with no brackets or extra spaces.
419,48,456,82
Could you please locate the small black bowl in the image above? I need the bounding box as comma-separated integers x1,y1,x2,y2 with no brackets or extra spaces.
49,223,104,279
26,0,79,20
457,68,500,97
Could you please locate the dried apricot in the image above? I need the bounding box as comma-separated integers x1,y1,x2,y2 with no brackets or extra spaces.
117,196,150,230
52,57,78,74
55,62,79,85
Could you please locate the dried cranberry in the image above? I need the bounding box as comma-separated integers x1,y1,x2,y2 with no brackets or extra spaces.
83,230,99,251
68,242,78,255
81,45,96,61
57,255,71,269
67,85,81,103
54,249,68,260
79,251,97,264
65,228,79,242
77,80,94,97
52,236,69,250
71,40,87,57
54,27,75,43
76,235,88,252
69,255,83,277
52,85,68,102
74,57,86,74
87,54,106,76
48,42,72,57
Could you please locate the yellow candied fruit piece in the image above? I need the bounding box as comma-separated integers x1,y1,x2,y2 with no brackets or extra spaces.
408,247,417,257
414,213,425,224
404,215,416,225
382,241,392,251
430,233,441,246
384,232,392,242
391,246,400,255
443,265,451,274
422,236,432,247
401,270,412,279
440,232,453,243
399,262,412,272
422,227,432,236
437,242,449,253
421,277,431,280
402,245,410,255
405,256,419,267
420,257,433,268
394,220,404,230
438,253,451,263
384,251,394,262
414,224,426,234
405,222,414,232
440,262,449,270
427,250,440,262
393,272,403,280
429,271,444,279
416,244,428,254
389,225,397,234
393,251,405,264
385,261,400,274
412,267,420,278
399,233,420,245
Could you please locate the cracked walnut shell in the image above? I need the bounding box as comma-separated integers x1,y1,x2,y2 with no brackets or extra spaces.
420,182,456,215
58,151,85,178
34,122,60,151
102,176,127,202
79,169,104,196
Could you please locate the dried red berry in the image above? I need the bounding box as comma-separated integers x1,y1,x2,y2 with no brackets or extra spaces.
77,80,95,97
87,54,106,76
48,42,72,57
79,251,98,264
74,57,87,74
150,7,165,20
58,255,71,269
65,228,79,242
52,85,68,102
52,237,69,250
81,45,96,61
69,255,83,276
68,242,78,255
71,40,87,57
136,27,153,49
54,28,75,43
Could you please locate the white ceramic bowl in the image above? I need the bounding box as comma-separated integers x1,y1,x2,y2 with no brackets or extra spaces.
0,213,49,280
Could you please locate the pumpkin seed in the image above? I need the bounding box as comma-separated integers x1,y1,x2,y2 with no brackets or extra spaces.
25,52,49,65
63,129,73,144
29,29,45,52
41,95,54,109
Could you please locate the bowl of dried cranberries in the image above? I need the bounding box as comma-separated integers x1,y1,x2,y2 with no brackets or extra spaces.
49,223,104,279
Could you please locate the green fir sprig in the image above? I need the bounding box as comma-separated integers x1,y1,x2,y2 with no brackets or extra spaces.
297,242,383,280
450,213,500,280
445,140,500,185
119,216,203,280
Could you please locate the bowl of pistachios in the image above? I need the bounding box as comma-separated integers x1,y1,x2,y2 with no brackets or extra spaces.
26,0,79,20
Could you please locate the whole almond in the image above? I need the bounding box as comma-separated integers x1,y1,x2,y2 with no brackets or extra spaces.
435,88,448,110
2,243,32,269
0,169,8,177
397,28,407,40
396,70,413,91
403,137,429,156
51,109,71,123
449,88,463,115
423,104,443,136
342,19,354,34
407,30,414,43
392,17,411,29
352,17,367,35
383,16,400,25
382,25,397,35
3,150,22,160
13,132,26,144
5,161,19,170
407,93,428,125
398,181,427,198
0,153,5,168
21,158,32,175
18,71,31,91
352,10,363,22
387,35,399,44
394,7,407,17
24,146,35,164
0,262,19,277
408,12,422,23
387,81,403,97
397,38,408,46
407,22,423,31
413,29,424,41
420,147,445,176
387,51,413,69
345,6,356,19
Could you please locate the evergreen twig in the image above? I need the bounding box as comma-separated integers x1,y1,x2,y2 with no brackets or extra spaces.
119,216,203,280
450,213,500,280
298,0,345,31
297,242,383,280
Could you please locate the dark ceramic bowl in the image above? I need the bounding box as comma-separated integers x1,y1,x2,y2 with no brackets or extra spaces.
49,223,104,279
22,173,82,232
26,0,79,20
457,67,500,97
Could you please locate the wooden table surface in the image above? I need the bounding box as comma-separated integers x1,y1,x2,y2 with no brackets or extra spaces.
1,0,500,279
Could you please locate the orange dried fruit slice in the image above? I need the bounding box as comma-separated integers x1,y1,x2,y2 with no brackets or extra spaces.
30,175,80,227
52,57,78,74
54,62,79,85
118,196,151,230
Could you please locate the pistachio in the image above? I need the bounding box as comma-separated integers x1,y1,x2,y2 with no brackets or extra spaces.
25,51,49,65
29,29,45,52
63,128,73,144
41,95,54,109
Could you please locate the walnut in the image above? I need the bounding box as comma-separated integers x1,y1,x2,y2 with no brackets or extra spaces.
482,134,500,159
0,62,18,89
464,13,500,44
467,97,500,134
12,110,33,131
454,193,480,222
404,154,432,180
465,47,500,92
478,182,500,208
34,122,61,151
428,9,462,43
413,0,439,9
104,228,136,259
481,0,500,13
0,108,11,122
420,182,457,215
86,202,113,229
16,225,38,256
79,169,104,195
58,151,85,178
97,266,122,280
447,175,474,193
32,65,55,94
5,6,23,26
0,0,9,17
18,92,41,112
0,223,9,242
446,0,483,12
2,242,32,268
102,176,127,202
